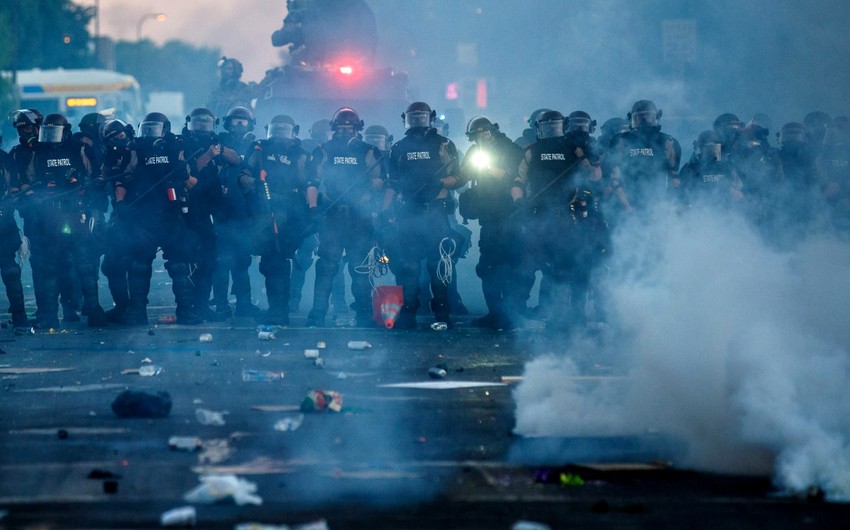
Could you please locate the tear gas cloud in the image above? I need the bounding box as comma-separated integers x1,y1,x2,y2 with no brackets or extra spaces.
513,202,850,500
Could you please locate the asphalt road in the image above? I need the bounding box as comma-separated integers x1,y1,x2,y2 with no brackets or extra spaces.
0,260,848,529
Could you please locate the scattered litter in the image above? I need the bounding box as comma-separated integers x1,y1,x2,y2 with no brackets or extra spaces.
336,372,347,379
559,472,585,486
303,349,320,358
250,405,301,412
346,341,371,350
428,367,447,379
139,365,163,377
199,333,213,343
112,390,172,418
314,357,324,368
257,331,276,341
379,381,507,389
157,315,177,324
169,436,203,452
183,474,262,505
0,367,75,374
300,389,343,413
192,456,291,475
242,370,284,382
500,376,523,384
256,350,272,357
17,383,125,392
199,439,232,464
511,521,551,530
430,322,448,331
273,413,304,432
14,327,34,336
195,408,227,426
141,358,153,363
316,341,326,349
160,505,196,527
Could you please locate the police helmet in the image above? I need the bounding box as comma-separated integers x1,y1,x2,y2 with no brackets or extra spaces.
39,113,71,144
528,108,551,128
778,122,806,145
694,130,722,160
223,105,255,132
363,124,389,150
9,109,43,129
78,112,107,139
139,112,171,138
218,57,244,79
331,107,364,132
803,111,832,144
403,101,435,129
600,117,629,138
310,119,332,142
100,118,134,146
266,114,299,140
746,113,772,138
186,108,217,133
536,110,565,139
628,100,661,129
465,116,494,141
567,110,596,134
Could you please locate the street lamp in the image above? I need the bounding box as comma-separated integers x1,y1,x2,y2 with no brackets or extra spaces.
136,13,166,41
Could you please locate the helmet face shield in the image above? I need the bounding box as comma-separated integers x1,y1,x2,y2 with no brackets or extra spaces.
267,122,294,140
189,114,216,133
405,111,432,129
38,125,65,144
568,117,592,133
139,121,165,138
363,133,387,151
630,110,657,129
538,119,564,139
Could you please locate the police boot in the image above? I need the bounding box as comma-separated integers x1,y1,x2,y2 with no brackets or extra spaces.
430,297,452,329
123,262,151,326
2,264,28,331
230,259,253,315
258,275,290,326
35,276,61,330
394,306,417,330
305,258,337,327
167,263,202,325
102,256,129,323
76,260,108,328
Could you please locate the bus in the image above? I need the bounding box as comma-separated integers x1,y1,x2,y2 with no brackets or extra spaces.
14,68,144,125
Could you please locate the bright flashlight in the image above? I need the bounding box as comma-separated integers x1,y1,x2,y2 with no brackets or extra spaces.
471,150,491,170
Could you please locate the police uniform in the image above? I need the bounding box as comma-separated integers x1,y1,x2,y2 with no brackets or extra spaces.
305,133,380,327
387,126,460,327
0,148,27,329
608,126,682,209
245,136,310,325
517,132,607,328
460,129,529,328
24,137,105,328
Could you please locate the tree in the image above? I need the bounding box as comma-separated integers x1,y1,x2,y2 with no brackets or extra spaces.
0,1,94,71
115,40,220,114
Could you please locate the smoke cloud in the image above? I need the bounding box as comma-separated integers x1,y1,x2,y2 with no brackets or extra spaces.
513,203,850,501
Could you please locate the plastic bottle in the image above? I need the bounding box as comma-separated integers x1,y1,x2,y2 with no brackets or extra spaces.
346,341,372,350
241,369,284,382
257,331,276,340
428,367,447,379
303,348,320,358
168,436,202,451
199,333,213,342
139,365,163,377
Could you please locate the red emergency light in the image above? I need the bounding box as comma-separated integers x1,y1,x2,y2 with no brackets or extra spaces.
339,65,354,76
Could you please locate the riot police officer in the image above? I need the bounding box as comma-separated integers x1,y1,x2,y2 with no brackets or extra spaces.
206,57,260,120
459,116,529,329
0,143,28,332
22,113,107,328
679,130,743,208
776,122,818,233
181,108,231,321
244,114,310,325
608,100,682,212
210,105,259,319
514,108,551,149
114,112,196,324
384,101,462,329
305,107,382,328
97,118,137,323
513,110,606,329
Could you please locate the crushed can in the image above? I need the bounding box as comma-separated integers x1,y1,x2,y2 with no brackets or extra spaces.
346,340,372,350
